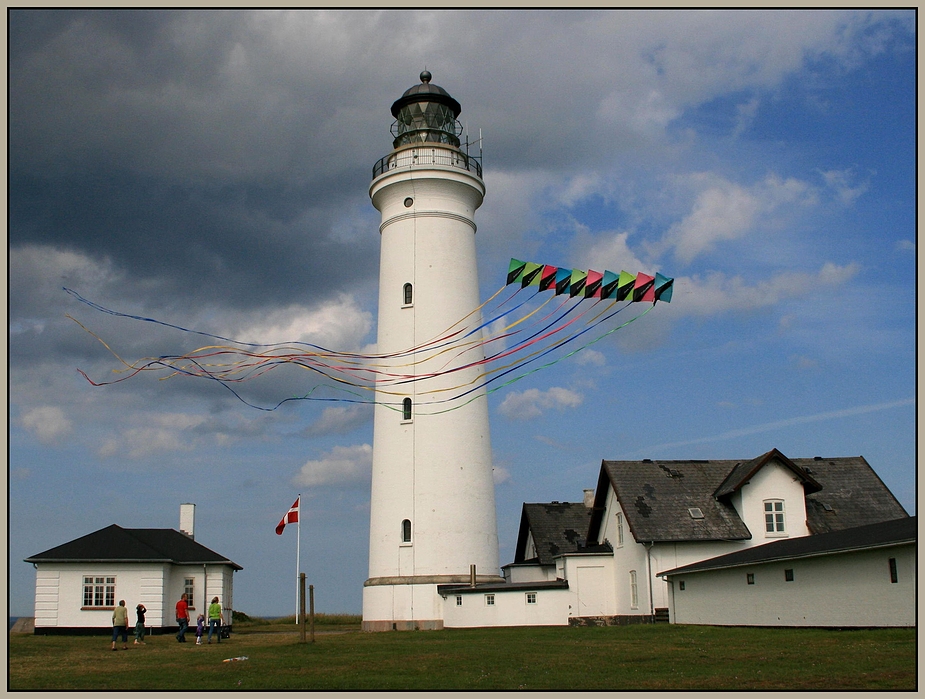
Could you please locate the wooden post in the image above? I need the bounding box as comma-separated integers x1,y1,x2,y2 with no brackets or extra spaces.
309,584,315,643
299,573,306,643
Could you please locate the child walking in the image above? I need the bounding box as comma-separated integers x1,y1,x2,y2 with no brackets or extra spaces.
195,614,205,645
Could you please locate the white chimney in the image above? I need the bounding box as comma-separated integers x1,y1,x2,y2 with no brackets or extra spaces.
179,503,195,539
583,489,595,508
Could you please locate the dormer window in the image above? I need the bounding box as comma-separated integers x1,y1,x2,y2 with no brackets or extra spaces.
764,500,786,536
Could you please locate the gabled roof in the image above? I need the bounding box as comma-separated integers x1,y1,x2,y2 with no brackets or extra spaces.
588,449,907,545
513,502,593,566
713,448,822,499
24,524,242,570
793,456,908,534
591,459,752,544
658,516,915,577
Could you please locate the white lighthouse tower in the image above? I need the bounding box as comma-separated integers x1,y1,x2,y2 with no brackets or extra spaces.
363,72,503,631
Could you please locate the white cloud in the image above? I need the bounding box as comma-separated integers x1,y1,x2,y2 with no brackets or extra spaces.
293,443,372,487
223,295,373,349
492,464,511,485
653,172,816,265
304,405,371,437
20,406,73,443
895,239,915,253
820,167,870,205
498,386,584,421
676,262,860,317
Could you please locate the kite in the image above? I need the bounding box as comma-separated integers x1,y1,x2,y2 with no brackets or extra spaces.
66,259,673,414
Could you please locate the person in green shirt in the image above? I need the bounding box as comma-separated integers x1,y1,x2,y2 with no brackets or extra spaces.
111,600,129,651
207,597,224,644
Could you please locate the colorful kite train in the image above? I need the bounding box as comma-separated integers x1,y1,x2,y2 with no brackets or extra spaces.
67,259,673,414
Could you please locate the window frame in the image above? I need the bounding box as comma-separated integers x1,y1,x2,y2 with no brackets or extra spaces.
784,568,794,582
763,499,787,537
616,512,624,548
184,577,196,610
746,573,755,585
455,595,463,607
525,592,537,605
402,283,413,306
889,557,898,583
82,575,116,610
401,519,412,544
402,397,412,422
484,594,495,606
629,570,638,609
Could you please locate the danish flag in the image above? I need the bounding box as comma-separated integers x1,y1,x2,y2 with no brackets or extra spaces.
275,497,300,535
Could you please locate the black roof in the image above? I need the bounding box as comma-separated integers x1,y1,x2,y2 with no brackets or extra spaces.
588,448,907,544
438,579,570,596
24,524,242,570
513,502,593,566
658,516,916,577
391,71,461,118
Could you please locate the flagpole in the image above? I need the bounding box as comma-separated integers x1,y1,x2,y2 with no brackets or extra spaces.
295,494,301,623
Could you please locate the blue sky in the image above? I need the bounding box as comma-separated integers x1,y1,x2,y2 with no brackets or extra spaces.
9,9,916,617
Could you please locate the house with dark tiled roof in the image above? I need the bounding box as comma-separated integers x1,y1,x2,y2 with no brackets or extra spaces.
24,505,241,635
440,448,909,629
658,516,915,627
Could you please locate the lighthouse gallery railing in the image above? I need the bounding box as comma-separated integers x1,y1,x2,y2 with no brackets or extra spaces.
372,147,482,180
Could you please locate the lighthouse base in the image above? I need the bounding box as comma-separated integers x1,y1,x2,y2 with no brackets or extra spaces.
362,575,505,632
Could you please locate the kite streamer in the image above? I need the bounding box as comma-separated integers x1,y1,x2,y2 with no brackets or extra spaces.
67,259,672,413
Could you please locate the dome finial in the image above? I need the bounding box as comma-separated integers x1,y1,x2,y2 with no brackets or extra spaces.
420,70,432,84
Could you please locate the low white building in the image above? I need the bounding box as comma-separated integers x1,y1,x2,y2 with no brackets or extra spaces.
24,504,241,634
440,448,910,629
658,516,915,627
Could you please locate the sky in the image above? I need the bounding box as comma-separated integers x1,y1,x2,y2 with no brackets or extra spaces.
8,9,916,618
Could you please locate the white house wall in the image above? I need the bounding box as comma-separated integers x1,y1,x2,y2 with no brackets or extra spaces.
667,544,915,627
559,554,614,620
33,563,234,630
504,563,557,583
442,588,570,628
735,460,810,542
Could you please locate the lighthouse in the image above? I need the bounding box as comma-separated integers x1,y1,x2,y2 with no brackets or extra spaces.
363,72,503,631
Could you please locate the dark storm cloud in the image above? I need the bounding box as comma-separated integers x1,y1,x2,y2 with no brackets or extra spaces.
10,9,396,315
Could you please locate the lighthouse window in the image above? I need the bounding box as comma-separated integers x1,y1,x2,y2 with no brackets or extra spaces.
402,398,412,421
403,283,413,306
403,197,414,208
401,519,412,543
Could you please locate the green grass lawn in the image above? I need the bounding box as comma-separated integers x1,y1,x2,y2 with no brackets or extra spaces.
9,617,916,691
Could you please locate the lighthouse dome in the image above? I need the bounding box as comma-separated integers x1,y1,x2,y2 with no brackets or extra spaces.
389,71,462,148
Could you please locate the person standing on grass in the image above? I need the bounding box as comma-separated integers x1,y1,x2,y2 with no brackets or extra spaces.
175,593,190,643
111,600,129,651
133,603,147,645
207,597,223,644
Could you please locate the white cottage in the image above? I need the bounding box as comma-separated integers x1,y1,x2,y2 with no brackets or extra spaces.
24,505,241,635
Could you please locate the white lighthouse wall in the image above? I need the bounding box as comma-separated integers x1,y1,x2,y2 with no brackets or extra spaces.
365,158,500,627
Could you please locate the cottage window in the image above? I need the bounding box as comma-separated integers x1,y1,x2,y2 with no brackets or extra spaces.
485,594,495,606
456,596,463,606
784,569,794,582
764,500,786,536
629,570,638,609
889,557,898,583
402,398,412,421
526,592,537,605
401,519,412,543
616,513,624,547
403,283,413,306
184,578,195,609
82,576,116,608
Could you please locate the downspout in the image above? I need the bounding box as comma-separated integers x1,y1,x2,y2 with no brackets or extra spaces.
644,542,655,617
203,564,207,614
